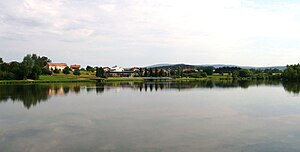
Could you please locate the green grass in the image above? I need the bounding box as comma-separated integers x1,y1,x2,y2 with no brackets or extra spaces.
175,75,232,81
79,70,96,75
0,74,244,85
0,75,95,85
39,75,76,81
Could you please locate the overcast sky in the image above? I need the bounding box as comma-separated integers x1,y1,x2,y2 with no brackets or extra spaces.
1,0,300,67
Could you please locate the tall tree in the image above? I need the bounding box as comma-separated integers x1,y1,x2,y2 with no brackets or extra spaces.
238,69,253,78
86,65,95,72
96,67,106,78
22,54,34,68
154,68,158,77
159,69,164,77
149,68,154,77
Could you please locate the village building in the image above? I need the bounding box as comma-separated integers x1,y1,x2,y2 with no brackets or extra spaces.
130,67,140,72
106,65,138,77
102,67,111,72
47,63,67,71
183,68,198,73
70,64,81,70
110,65,124,72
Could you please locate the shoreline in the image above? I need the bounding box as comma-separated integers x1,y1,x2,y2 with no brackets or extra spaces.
0,75,280,85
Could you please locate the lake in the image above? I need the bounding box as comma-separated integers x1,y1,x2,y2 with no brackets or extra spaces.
1,80,300,152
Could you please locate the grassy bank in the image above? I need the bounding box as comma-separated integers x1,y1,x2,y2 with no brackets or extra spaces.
0,75,96,84
0,74,274,85
175,75,232,81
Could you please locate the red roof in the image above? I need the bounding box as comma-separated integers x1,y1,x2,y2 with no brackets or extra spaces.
47,63,67,66
70,64,81,69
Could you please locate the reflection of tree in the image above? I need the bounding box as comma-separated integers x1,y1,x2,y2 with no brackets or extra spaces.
0,85,49,109
282,81,300,94
0,80,289,109
73,86,80,94
103,80,282,92
0,84,86,109
96,83,104,94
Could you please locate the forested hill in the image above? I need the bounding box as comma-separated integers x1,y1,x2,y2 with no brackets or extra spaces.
146,64,286,70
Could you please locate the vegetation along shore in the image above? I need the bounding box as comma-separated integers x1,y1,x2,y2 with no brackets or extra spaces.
0,53,300,84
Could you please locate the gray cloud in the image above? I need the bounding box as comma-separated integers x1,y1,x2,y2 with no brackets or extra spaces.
1,0,300,67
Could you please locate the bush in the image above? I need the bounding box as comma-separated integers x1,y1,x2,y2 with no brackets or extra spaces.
238,69,252,78
73,69,80,75
41,68,52,75
53,68,60,74
63,66,71,75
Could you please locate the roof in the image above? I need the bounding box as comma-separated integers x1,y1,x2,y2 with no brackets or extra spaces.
70,64,81,69
47,63,67,66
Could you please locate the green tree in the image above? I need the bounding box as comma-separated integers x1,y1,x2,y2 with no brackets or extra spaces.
63,66,71,75
203,67,214,75
154,68,158,77
41,68,52,75
86,65,95,72
149,68,154,77
143,68,149,77
176,67,183,77
22,54,34,68
201,72,207,78
238,69,252,78
96,67,106,78
28,66,41,80
53,68,60,74
35,56,51,67
159,69,164,77
283,64,300,80
0,58,3,63
73,69,80,76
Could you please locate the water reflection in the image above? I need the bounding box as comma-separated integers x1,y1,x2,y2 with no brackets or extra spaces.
0,84,91,109
2,81,300,152
0,80,300,109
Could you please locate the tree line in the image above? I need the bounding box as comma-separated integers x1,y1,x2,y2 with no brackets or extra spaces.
0,54,51,80
2,54,300,81
282,64,300,81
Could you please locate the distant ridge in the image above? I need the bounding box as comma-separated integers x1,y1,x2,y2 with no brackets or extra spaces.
146,63,286,70
146,63,174,68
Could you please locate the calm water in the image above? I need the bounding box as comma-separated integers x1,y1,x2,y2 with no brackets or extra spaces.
1,81,300,152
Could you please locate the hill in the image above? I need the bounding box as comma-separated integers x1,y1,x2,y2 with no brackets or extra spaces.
146,63,286,70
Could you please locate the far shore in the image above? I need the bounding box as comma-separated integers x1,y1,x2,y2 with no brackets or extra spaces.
0,74,279,85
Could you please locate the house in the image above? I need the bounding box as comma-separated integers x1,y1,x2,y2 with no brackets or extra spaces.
130,67,140,72
102,67,111,72
70,64,81,70
47,63,67,71
183,68,198,73
110,65,124,72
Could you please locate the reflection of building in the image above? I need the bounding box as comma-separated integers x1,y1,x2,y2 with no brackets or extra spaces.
48,87,65,96
47,85,81,96
47,63,67,70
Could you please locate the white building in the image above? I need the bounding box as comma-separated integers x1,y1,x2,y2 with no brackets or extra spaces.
47,63,67,71
110,65,124,72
